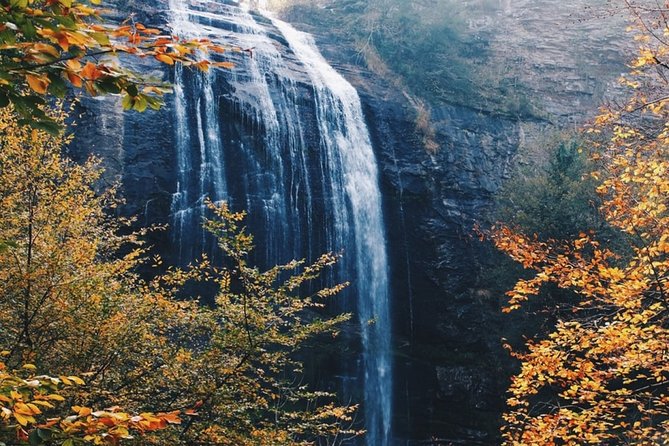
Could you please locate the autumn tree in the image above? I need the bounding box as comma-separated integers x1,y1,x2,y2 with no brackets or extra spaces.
492,2,669,444
0,105,357,445
0,361,181,445
0,0,233,132
0,2,355,444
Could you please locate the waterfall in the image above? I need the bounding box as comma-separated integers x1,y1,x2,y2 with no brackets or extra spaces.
169,0,228,264
166,1,392,444
271,20,392,446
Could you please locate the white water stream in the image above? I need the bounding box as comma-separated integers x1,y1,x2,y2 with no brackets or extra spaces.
167,1,392,443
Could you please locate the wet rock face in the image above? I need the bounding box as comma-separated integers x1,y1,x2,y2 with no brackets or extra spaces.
347,69,521,443
72,1,327,269
294,1,629,442
71,0,630,444
73,95,175,223
284,40,516,443
70,55,177,261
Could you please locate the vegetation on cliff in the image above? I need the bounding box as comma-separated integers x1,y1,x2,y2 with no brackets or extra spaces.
273,0,546,118
492,2,669,443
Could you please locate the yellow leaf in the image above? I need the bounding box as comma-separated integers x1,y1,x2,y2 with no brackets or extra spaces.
72,406,92,416
155,54,174,65
65,59,81,71
32,43,60,58
25,403,41,415
14,402,36,415
59,376,72,385
68,375,85,385
30,400,54,408
13,411,33,426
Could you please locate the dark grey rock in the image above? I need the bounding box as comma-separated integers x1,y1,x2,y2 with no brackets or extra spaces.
70,0,631,444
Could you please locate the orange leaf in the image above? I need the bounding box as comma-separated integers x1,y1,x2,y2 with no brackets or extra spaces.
36,418,59,428
128,34,143,45
112,25,132,36
161,411,181,425
67,71,83,88
56,34,70,52
153,38,173,46
213,61,235,69
80,62,102,80
196,60,210,72
26,74,49,94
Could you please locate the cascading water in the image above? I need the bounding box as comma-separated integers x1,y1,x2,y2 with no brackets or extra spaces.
270,20,392,446
169,0,228,264
167,1,392,444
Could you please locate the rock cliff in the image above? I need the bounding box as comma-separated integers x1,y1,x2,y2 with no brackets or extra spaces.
279,1,630,442
70,0,631,443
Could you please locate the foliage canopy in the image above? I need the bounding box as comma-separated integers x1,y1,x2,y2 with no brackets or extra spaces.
493,3,669,444
0,106,357,445
0,0,232,132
